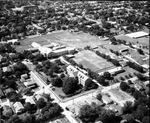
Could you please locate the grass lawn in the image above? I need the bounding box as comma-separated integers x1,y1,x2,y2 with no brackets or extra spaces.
73,50,115,73
16,30,110,52
128,49,149,65
115,34,149,46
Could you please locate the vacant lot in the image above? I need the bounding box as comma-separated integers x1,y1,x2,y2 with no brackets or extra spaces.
108,88,135,106
73,50,115,73
16,31,110,52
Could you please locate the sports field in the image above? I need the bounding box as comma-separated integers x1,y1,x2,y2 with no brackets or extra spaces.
73,50,115,73
16,31,109,52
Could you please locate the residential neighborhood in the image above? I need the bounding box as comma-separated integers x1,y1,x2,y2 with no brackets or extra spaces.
0,1,149,123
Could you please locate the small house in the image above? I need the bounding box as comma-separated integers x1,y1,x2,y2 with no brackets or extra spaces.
102,95,113,104
13,102,24,113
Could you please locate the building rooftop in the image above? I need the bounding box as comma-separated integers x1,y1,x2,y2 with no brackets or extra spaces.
126,31,149,39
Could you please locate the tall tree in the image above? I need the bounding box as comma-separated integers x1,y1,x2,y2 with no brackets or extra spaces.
62,77,78,95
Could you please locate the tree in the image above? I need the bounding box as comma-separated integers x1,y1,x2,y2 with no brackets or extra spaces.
36,98,46,109
127,87,135,95
122,101,133,114
79,104,98,123
5,79,17,90
133,110,144,121
136,73,147,81
133,90,142,100
142,116,149,123
96,93,102,101
84,78,98,91
51,63,60,73
23,114,36,123
51,77,63,87
137,49,144,55
123,114,135,123
103,72,111,79
120,82,130,91
62,77,78,95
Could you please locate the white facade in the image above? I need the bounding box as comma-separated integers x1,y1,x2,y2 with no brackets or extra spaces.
77,71,89,86
67,65,78,77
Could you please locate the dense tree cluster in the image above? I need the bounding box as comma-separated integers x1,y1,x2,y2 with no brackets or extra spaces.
79,103,117,123
127,61,145,73
95,50,120,66
62,77,79,95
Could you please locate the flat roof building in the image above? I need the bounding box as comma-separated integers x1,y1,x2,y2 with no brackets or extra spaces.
126,31,149,39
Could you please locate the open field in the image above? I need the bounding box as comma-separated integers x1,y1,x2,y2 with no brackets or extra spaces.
16,31,110,52
108,88,135,106
73,50,115,73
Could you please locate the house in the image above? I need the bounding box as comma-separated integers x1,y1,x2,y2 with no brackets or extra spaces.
102,95,113,104
21,74,28,80
66,65,78,77
2,105,13,116
2,66,12,72
85,97,104,106
17,84,26,92
33,94,47,102
4,88,14,95
13,102,24,113
25,97,35,104
77,71,89,86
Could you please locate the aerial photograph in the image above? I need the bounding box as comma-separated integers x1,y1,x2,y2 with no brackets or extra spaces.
0,0,149,123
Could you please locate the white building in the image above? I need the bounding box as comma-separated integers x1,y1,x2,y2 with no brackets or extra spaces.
66,65,78,77
126,31,149,39
13,102,24,113
31,42,41,48
7,39,18,44
77,71,89,86
51,47,75,57
39,46,52,56
25,97,35,104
